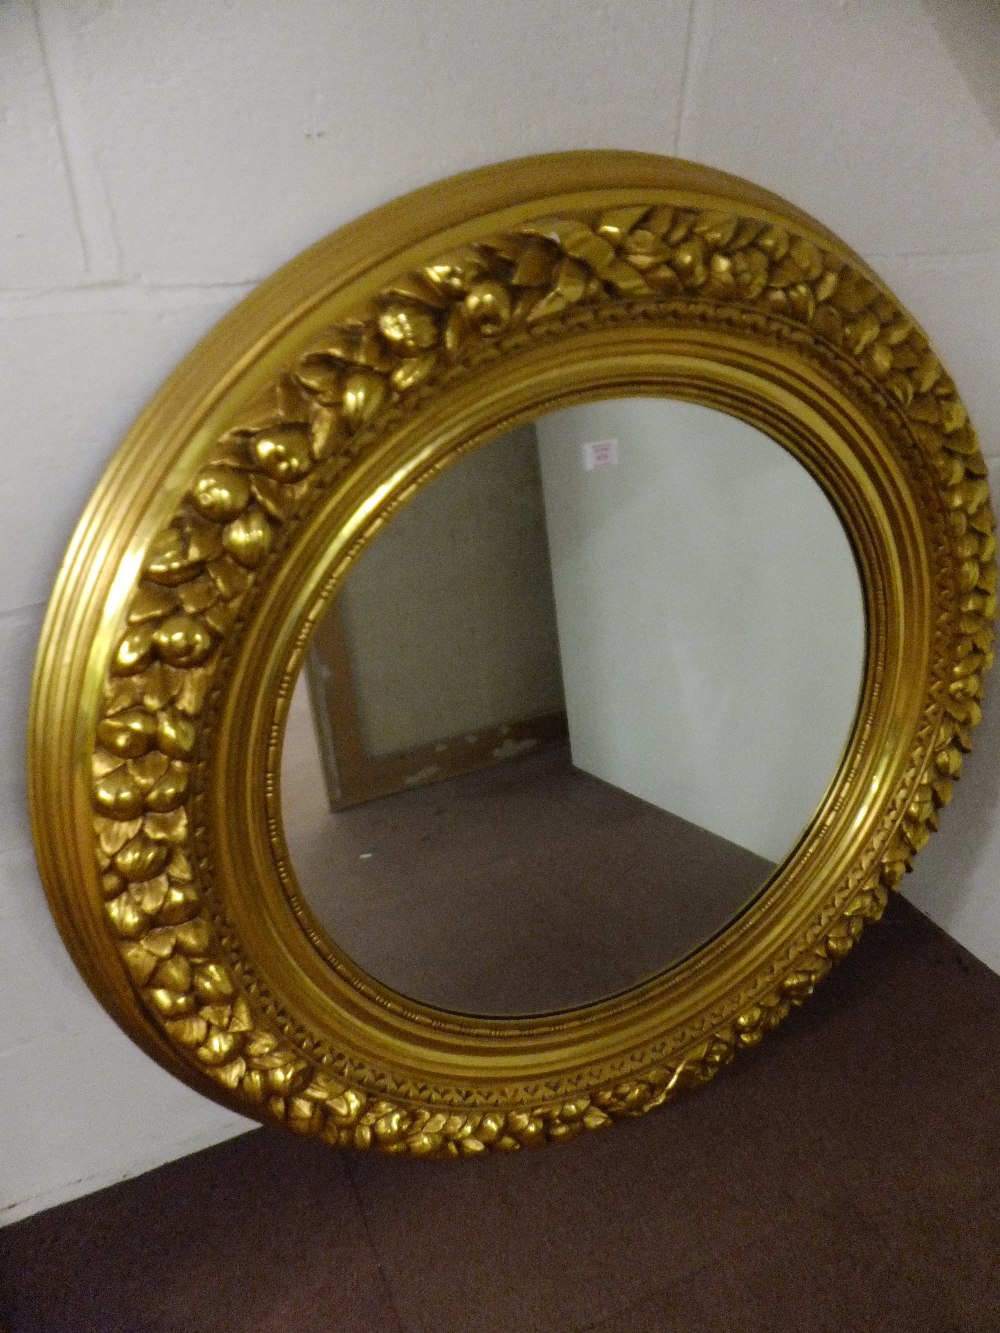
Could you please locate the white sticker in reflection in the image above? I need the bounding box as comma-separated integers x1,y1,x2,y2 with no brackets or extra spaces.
582,438,619,471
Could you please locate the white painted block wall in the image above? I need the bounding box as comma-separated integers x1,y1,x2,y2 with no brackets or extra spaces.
1,0,998,1220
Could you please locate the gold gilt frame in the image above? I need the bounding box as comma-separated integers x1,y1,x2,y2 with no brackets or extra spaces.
30,153,993,1156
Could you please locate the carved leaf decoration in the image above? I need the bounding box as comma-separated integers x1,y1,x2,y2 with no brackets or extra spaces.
84,196,993,1157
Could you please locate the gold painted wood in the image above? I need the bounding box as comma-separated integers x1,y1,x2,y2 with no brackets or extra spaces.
29,152,994,1155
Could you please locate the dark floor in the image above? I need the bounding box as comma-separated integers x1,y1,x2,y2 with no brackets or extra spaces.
289,745,774,1015
2,896,999,1333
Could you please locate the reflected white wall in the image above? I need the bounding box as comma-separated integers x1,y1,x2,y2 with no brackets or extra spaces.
536,399,866,862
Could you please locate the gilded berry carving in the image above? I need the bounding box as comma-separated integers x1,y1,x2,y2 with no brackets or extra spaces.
35,161,992,1157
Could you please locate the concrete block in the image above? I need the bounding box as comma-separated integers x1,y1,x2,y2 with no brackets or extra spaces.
36,0,691,285
0,608,42,854
0,844,103,1056
0,289,247,613
0,1013,254,1220
678,0,1000,259
0,1,87,288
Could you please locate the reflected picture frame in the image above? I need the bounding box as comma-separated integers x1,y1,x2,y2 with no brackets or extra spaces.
29,151,994,1155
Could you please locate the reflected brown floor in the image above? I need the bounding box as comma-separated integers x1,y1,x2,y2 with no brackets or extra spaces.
287,745,775,1015
2,896,999,1332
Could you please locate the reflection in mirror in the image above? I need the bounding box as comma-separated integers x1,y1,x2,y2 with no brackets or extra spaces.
280,399,865,1016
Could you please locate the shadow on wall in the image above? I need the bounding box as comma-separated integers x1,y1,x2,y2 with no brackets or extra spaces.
922,0,1000,133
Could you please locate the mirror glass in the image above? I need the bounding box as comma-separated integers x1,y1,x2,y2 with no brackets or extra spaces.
280,398,865,1016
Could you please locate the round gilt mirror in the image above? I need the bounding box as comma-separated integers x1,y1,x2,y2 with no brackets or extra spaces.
29,152,993,1157
281,395,866,1016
